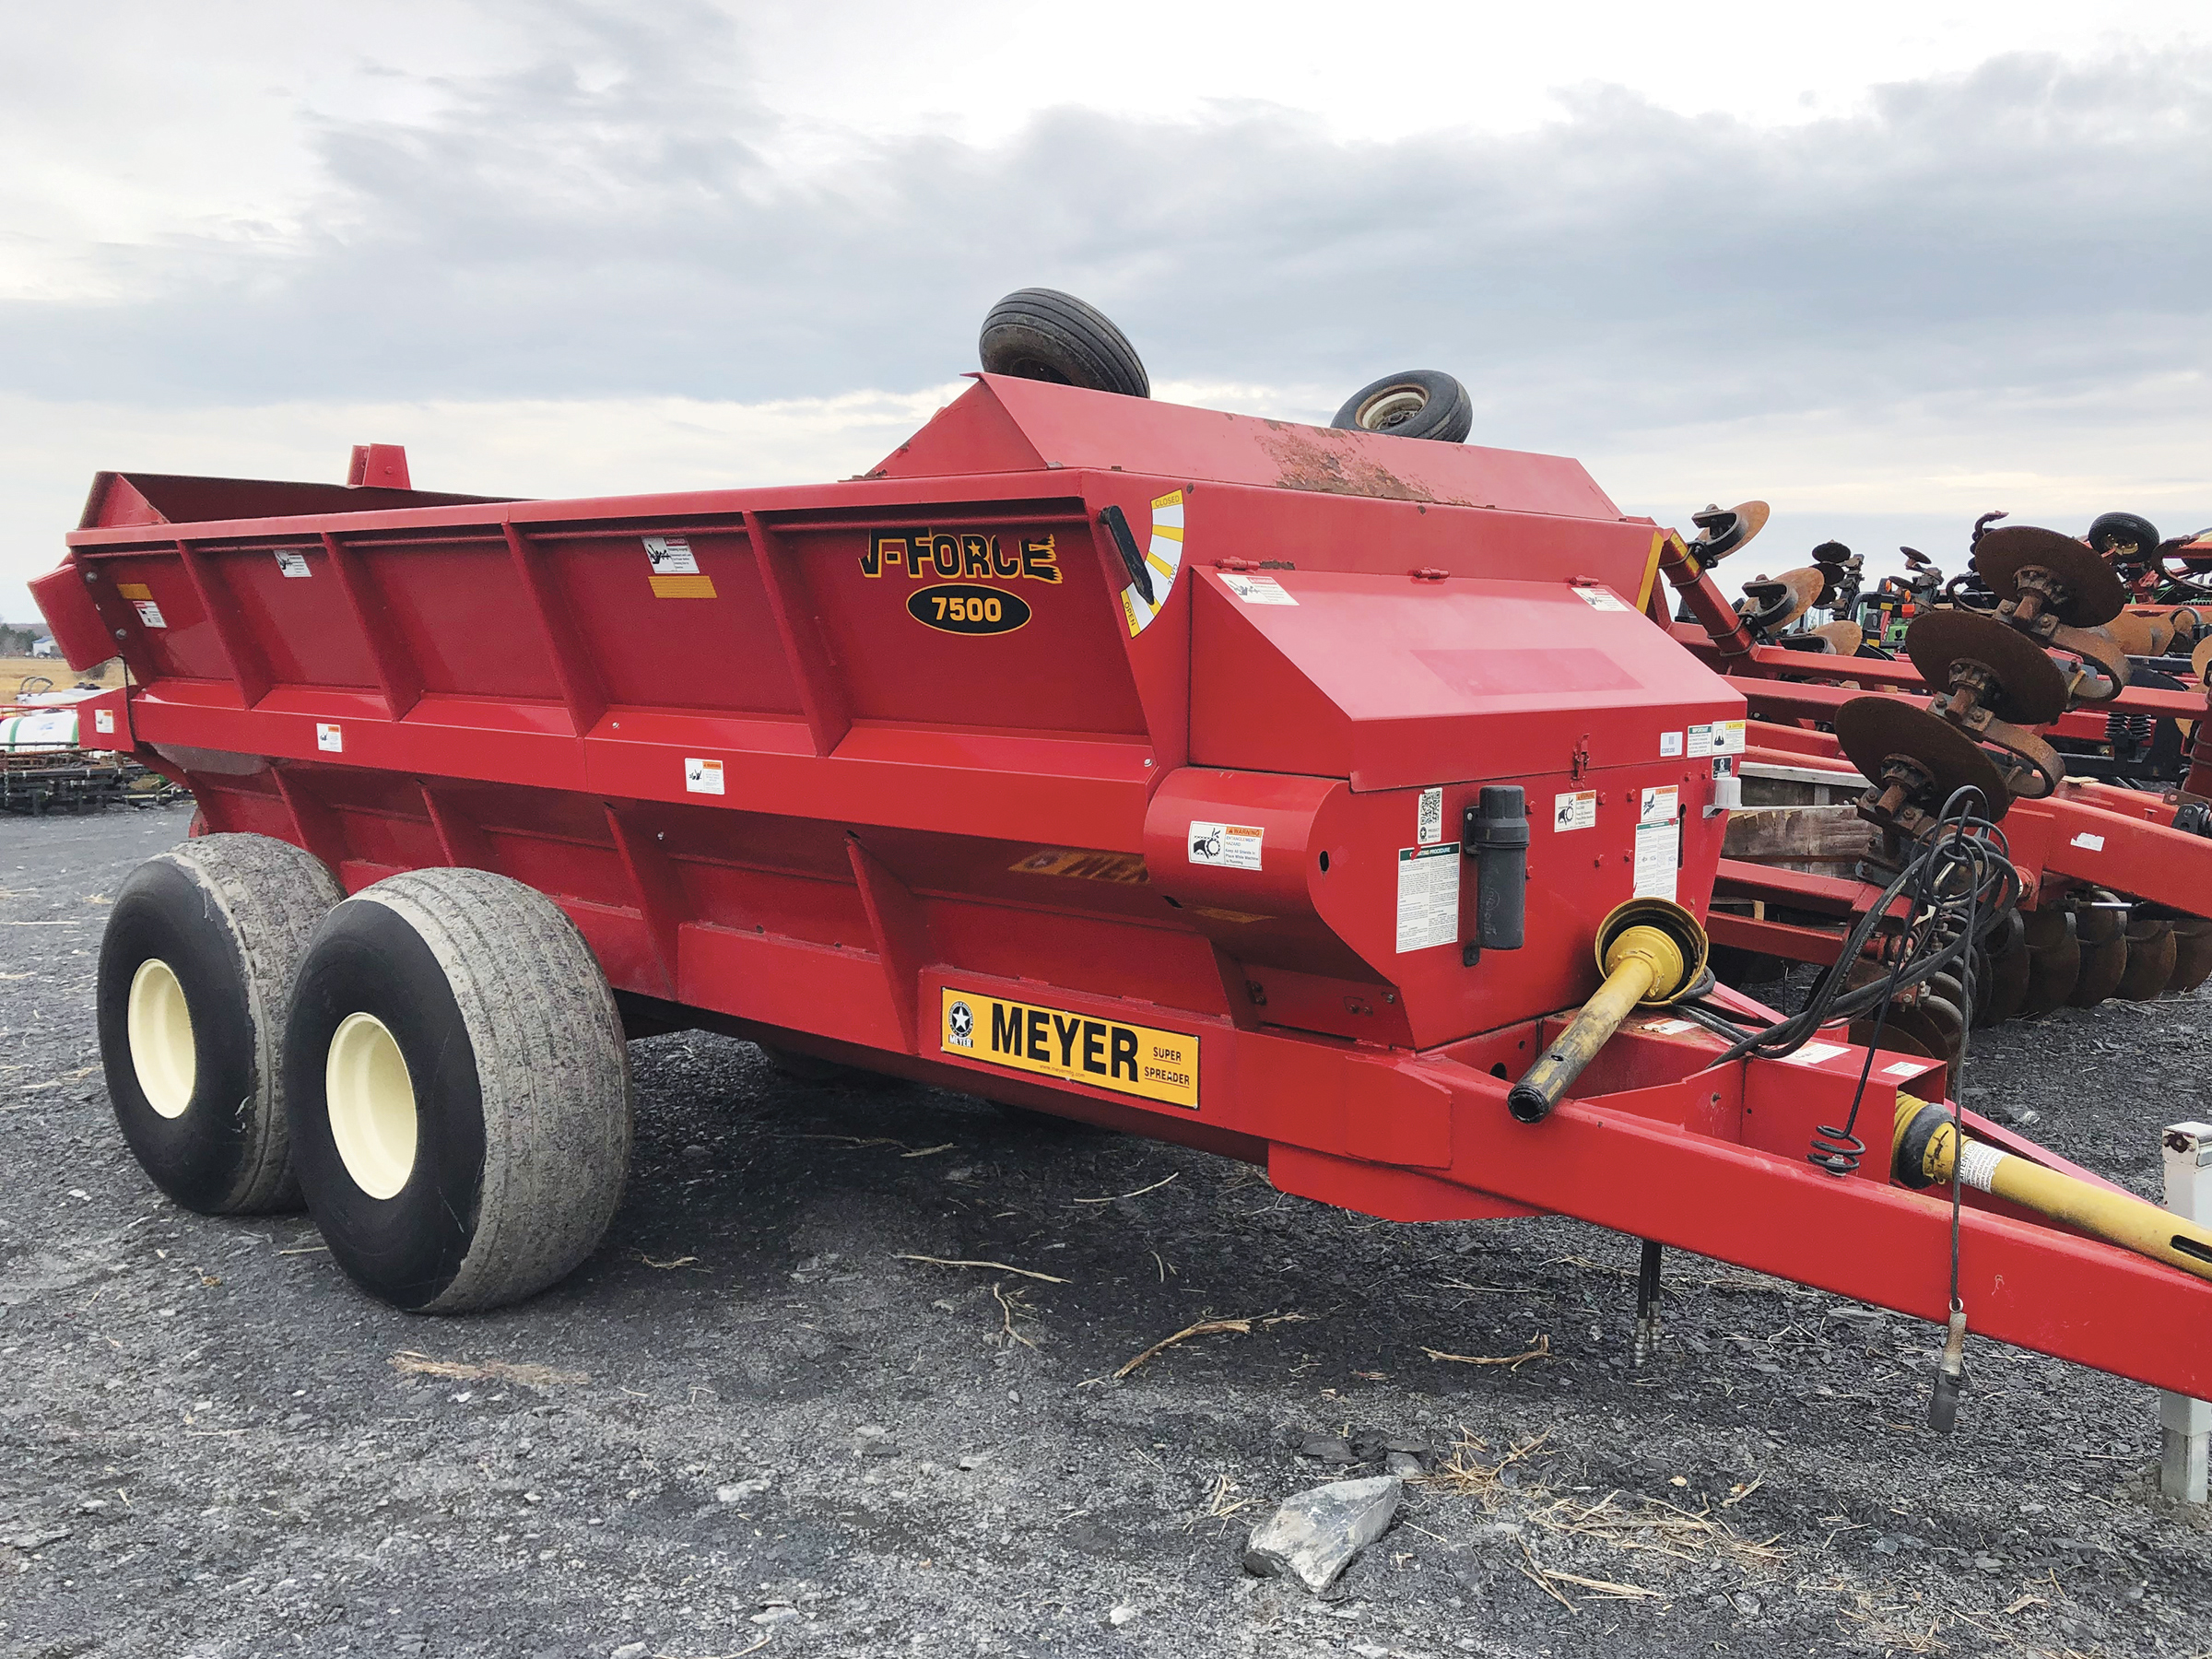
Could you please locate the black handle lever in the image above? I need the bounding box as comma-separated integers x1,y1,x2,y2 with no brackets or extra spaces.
1099,505,1154,606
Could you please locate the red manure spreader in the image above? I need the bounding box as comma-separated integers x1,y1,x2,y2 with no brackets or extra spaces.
29,298,2212,1436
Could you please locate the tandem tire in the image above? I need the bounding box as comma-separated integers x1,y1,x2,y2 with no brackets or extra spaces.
1331,370,1473,444
96,833,342,1215
979,288,1150,398
284,868,632,1313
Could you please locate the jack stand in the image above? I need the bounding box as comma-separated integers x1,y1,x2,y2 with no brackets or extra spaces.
2161,1123,2212,1503
1634,1240,1663,1367
1929,1303,1969,1432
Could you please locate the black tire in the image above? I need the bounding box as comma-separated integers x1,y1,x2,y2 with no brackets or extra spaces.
979,288,1149,398
284,868,632,1313
2088,511,2160,560
96,834,341,1215
1331,371,1473,444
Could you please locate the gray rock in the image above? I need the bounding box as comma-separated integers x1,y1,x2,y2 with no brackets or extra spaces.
715,1477,770,1503
1242,1476,1403,1593
1298,1434,1357,1465
1384,1451,1425,1477
611,1644,649,1659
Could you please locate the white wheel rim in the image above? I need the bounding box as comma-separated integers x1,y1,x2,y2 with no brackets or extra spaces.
126,958,197,1120
325,1011,418,1200
1358,386,1428,430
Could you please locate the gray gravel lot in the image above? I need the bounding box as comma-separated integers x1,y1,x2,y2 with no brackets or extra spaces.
4,809,2210,1658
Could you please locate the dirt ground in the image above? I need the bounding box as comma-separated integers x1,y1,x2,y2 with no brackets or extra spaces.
5,808,2211,1659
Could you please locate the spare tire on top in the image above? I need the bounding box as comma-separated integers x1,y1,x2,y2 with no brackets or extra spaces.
1332,370,1473,444
979,288,1150,398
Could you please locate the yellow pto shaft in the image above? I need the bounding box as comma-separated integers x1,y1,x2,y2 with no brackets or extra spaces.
1892,1095,2212,1283
1509,899,1707,1124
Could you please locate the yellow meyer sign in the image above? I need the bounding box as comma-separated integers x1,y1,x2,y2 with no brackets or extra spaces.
938,988,1199,1111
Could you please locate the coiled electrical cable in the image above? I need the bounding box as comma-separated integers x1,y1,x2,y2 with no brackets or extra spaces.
1689,787,2016,1078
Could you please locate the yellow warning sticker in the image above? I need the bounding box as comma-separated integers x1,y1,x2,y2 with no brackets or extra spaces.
939,987,1198,1111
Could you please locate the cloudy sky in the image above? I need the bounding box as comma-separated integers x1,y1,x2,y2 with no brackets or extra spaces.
6,0,2208,617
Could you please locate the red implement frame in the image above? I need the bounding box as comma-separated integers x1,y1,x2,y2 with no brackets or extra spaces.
32,377,2212,1399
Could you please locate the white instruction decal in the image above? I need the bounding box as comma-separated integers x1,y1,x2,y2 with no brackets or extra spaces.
274,548,312,578
1418,787,1444,846
315,722,343,753
1687,719,1745,758
1641,1018,1695,1036
1571,585,1631,612
1219,572,1297,606
1632,819,1678,901
2069,831,2104,852
1553,789,1596,832
644,535,700,574
1188,821,1264,871
1640,784,1680,825
1659,730,1684,758
1883,1060,1929,1077
94,710,115,735
1785,1041,1852,1067
685,757,724,794
1395,842,1462,953
132,599,167,629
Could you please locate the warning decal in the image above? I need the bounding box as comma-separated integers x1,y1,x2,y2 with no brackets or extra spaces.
1395,842,1462,953
274,548,312,578
1553,790,1596,832
939,987,1198,1111
1571,584,1632,612
1219,572,1297,606
685,756,724,794
1188,821,1264,871
646,535,717,599
1687,720,1745,758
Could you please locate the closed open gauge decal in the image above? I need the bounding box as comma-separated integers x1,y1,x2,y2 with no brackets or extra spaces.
1120,490,1185,637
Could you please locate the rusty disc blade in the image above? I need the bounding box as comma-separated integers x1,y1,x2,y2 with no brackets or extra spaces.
2068,935,2129,1006
1833,698,2012,821
1890,994,1965,1073
1810,619,1864,655
2019,910,2080,1017
2168,918,2212,994
1741,566,1829,634
1849,1016,1936,1057
2193,634,2212,687
1903,610,2071,725
2073,896,2126,946
1982,913,2031,1024
2103,608,2163,658
1974,526,2130,627
2115,918,2178,1001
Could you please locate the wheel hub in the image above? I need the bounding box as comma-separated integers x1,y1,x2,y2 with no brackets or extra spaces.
325,1011,418,1200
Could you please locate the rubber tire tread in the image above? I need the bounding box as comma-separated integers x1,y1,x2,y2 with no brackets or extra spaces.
978,288,1150,398
291,868,631,1312
1330,370,1474,444
97,833,341,1214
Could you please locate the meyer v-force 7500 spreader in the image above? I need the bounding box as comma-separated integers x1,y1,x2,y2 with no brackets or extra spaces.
29,300,2212,1442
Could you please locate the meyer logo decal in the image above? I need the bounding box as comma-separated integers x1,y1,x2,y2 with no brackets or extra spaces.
938,989,1198,1111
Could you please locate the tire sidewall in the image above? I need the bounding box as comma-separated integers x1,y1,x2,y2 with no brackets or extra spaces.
285,900,489,1312
98,860,265,1212
1332,371,1472,443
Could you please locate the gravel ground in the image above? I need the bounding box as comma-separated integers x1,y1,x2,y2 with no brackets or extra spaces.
5,809,2211,1658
